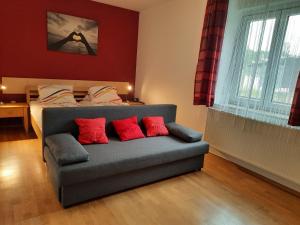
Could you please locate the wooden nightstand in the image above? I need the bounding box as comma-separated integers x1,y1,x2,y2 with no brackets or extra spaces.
127,101,145,106
0,103,29,133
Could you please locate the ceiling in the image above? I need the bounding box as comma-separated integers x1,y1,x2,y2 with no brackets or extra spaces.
91,0,169,11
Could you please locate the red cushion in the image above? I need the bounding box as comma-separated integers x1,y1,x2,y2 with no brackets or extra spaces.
75,118,108,144
112,116,145,141
142,116,169,137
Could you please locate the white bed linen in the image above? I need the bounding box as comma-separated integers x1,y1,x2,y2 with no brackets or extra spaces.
30,101,79,131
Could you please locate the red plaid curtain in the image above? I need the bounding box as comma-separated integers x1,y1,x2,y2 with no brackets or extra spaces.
288,72,300,126
194,0,229,107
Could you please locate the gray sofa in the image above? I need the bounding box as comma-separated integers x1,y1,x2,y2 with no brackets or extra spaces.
42,104,209,207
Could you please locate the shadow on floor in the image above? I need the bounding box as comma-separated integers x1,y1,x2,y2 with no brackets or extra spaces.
0,126,37,142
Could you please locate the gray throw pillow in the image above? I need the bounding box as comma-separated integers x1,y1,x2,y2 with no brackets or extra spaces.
166,122,202,143
45,133,89,166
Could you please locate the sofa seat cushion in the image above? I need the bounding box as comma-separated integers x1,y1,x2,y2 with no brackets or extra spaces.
46,136,209,186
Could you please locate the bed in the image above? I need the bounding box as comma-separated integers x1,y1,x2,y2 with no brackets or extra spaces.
28,100,129,138
26,86,84,138
29,101,78,138
22,81,128,139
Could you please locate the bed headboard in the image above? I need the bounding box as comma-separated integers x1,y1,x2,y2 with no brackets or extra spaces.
1,77,130,103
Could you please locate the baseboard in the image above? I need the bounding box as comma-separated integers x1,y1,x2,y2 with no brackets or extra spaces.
209,146,300,196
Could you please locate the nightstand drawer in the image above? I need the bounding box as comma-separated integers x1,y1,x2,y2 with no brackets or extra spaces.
0,108,24,118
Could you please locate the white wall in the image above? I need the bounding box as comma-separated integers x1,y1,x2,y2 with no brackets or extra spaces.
215,0,242,104
135,0,208,132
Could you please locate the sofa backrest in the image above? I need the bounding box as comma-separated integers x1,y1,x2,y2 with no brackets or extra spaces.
42,104,177,151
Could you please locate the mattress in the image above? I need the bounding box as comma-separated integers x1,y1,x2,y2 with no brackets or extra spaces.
30,101,128,131
30,101,79,131
30,102,43,131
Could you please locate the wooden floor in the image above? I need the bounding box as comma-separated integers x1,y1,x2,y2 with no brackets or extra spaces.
0,129,299,225
0,127,37,142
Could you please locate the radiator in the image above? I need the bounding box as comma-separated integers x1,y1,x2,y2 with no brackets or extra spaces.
205,108,300,192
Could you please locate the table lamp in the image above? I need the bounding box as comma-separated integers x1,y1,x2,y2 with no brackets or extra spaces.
126,84,133,102
0,84,7,105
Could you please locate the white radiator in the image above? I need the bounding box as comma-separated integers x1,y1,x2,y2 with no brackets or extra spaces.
205,108,300,192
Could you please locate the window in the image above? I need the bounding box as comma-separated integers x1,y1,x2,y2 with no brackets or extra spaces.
229,7,300,115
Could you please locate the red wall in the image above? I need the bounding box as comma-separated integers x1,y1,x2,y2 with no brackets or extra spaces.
0,0,139,101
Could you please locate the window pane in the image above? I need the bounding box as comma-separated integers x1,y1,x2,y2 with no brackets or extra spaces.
251,19,275,99
238,20,263,98
238,18,275,99
272,14,300,104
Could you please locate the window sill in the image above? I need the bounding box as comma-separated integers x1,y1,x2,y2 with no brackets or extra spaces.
212,104,298,129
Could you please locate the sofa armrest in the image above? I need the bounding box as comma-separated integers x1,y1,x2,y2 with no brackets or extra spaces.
45,133,89,166
166,122,203,143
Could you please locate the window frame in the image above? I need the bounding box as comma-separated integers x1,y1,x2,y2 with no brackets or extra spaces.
229,6,300,116
266,7,300,109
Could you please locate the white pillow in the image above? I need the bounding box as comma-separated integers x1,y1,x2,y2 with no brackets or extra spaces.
88,86,122,104
38,85,76,104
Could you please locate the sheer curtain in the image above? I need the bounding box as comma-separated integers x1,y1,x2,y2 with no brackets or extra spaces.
215,0,300,127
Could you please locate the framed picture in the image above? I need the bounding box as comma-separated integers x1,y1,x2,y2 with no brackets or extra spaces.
47,12,98,56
